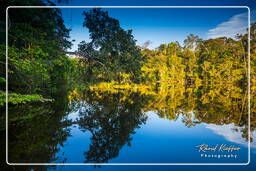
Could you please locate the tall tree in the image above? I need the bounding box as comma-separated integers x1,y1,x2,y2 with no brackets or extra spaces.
184,34,201,51
78,8,144,82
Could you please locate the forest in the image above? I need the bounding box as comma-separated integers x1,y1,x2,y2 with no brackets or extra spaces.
0,0,256,166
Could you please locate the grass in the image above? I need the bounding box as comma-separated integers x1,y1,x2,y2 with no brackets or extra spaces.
0,91,54,106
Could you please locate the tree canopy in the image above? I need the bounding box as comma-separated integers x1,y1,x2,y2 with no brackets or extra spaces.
77,8,144,82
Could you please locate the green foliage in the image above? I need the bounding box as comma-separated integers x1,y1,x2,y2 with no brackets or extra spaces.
0,91,53,106
3,46,50,94
196,37,247,84
0,0,74,104
140,31,250,87
141,42,186,85
0,77,5,83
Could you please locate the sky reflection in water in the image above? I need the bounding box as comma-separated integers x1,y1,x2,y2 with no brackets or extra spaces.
7,82,251,165
54,107,249,164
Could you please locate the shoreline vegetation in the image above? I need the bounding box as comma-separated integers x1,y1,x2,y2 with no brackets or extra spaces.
0,1,255,133
0,91,54,106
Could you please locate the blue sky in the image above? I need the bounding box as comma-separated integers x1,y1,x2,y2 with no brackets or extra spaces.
56,1,255,50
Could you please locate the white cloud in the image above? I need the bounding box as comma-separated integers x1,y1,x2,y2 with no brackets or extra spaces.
207,12,249,39
205,123,256,148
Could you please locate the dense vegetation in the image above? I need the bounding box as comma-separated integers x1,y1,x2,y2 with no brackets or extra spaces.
1,0,256,167
0,1,255,127
0,0,75,107
0,0,254,131
74,9,255,90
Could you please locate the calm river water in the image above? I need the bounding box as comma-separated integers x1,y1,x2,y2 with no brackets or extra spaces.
6,86,254,165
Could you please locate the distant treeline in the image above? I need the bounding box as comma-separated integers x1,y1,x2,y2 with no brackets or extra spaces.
75,8,255,89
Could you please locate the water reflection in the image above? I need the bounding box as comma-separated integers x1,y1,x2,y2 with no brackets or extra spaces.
75,92,148,163
205,124,255,147
5,82,254,164
7,102,71,163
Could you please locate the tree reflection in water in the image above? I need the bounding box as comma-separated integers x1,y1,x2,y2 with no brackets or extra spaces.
4,81,255,165
66,80,254,163
70,91,149,163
